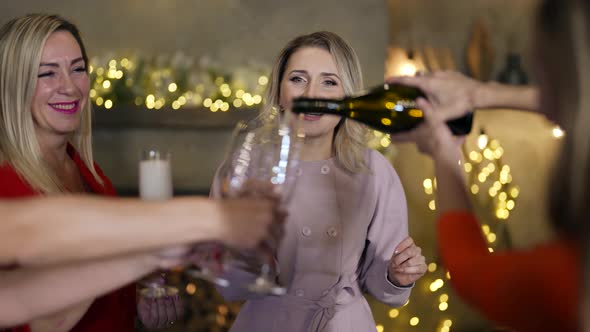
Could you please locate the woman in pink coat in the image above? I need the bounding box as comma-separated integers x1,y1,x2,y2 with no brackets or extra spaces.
213,31,427,332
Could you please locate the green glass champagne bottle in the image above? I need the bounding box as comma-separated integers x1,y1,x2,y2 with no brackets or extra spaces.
291,83,474,135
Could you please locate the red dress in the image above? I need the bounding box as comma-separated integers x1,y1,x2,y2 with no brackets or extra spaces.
1,145,136,332
438,211,580,332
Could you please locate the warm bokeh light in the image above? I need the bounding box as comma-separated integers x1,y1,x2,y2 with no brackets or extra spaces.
89,56,269,111
428,262,437,273
477,133,489,150
552,126,565,138
400,62,417,76
430,279,444,292
185,283,196,295
104,99,113,109
389,309,400,318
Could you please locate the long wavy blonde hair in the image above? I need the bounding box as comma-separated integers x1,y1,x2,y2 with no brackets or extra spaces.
263,31,368,173
0,14,99,193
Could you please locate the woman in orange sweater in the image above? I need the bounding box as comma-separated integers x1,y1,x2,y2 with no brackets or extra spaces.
388,0,587,331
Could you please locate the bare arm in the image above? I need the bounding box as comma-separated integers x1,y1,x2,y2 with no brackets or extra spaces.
394,99,579,332
388,71,539,121
0,195,278,267
0,252,157,328
430,140,472,213
390,97,473,213
473,81,538,112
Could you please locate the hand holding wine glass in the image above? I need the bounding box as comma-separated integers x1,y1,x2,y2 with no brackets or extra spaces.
186,156,290,288
214,194,287,251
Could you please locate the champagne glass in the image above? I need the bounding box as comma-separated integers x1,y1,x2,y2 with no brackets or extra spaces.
216,108,304,295
138,149,178,297
184,241,231,287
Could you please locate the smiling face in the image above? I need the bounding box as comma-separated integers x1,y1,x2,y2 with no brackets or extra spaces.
31,30,89,141
279,47,345,141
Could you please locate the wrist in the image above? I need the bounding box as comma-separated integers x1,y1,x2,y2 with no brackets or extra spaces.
169,198,225,243
140,252,161,272
471,81,495,110
386,268,398,286
207,200,230,243
386,270,411,288
430,136,463,162
433,146,461,162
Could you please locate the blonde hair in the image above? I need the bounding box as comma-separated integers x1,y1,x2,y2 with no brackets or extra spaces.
263,31,368,173
0,14,99,194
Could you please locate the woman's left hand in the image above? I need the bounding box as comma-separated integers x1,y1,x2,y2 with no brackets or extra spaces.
387,236,427,287
138,290,184,329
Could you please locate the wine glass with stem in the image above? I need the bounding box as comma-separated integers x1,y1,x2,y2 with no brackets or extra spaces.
138,149,180,298
187,107,304,295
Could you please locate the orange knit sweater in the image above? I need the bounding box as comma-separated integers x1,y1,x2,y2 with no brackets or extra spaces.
437,211,580,332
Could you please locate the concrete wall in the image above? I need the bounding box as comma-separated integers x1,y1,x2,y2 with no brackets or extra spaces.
0,0,388,85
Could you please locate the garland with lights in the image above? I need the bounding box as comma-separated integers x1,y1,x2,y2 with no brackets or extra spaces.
88,53,270,112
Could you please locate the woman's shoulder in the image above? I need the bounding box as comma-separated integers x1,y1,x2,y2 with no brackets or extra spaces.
364,149,399,177
0,162,37,197
0,161,16,173
359,149,405,195
0,162,20,182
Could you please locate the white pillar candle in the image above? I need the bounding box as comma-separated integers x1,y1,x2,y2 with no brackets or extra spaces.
139,159,173,200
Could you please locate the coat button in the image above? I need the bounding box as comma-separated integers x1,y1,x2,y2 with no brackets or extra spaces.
321,165,330,174
326,226,338,237
301,226,312,237
295,289,305,297
296,168,303,176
